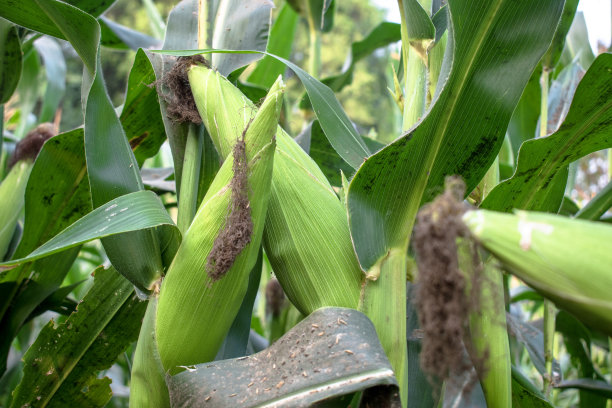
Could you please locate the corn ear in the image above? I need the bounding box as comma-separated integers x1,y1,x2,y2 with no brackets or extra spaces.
463,209,612,336
0,160,32,260
155,77,282,372
188,64,363,314
130,297,169,408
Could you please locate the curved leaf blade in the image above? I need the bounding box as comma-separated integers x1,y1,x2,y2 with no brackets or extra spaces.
9,267,140,408
0,19,22,104
482,53,612,213
0,191,177,269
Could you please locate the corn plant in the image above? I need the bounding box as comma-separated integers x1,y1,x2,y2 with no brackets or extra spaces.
0,0,611,407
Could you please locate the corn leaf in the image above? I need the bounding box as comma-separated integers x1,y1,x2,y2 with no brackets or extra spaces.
512,366,553,408
167,308,400,407
9,266,143,408
33,37,66,123
63,0,115,17
347,0,565,270
210,0,273,76
0,191,177,270
0,0,166,293
482,53,612,213
0,130,90,375
0,19,21,104
247,3,299,88
400,0,434,41
121,49,166,167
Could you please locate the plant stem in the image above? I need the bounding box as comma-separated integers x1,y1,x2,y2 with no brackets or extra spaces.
197,0,208,49
360,249,408,407
177,124,202,234
468,158,511,408
305,9,321,78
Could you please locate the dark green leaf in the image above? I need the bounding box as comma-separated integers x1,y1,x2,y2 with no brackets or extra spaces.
541,0,579,70
507,66,541,157
0,0,98,73
167,308,400,407
431,5,448,44
121,49,166,167
512,366,553,407
9,266,136,408
0,129,90,375
559,195,580,216
0,19,22,104
482,53,612,213
347,0,565,270
0,191,177,269
247,3,299,88
63,0,115,17
49,290,147,407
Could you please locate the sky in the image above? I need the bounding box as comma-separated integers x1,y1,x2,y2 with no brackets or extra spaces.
373,0,611,53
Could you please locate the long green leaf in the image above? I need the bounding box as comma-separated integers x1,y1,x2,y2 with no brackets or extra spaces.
347,0,565,270
63,0,115,17
400,0,435,41
211,0,273,76
9,266,139,408
0,0,97,72
0,18,21,104
482,53,612,213
121,49,166,167
247,3,299,88
33,37,66,123
49,289,146,407
0,191,177,269
541,0,579,71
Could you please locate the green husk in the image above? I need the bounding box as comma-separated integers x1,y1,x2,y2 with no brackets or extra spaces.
130,297,169,408
0,161,32,260
187,64,363,314
155,77,282,372
464,209,612,336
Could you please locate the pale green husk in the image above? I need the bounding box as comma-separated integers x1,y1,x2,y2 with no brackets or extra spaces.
155,77,282,372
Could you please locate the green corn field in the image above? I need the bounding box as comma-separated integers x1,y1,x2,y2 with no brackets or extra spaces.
0,0,611,407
